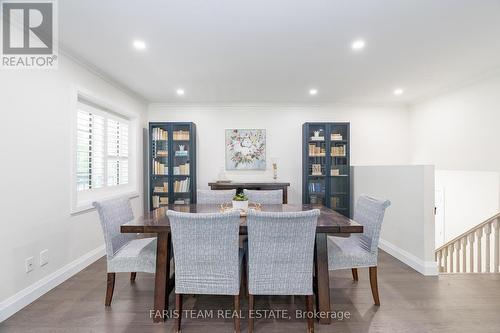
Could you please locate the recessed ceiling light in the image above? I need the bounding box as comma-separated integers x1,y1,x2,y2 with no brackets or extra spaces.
132,40,146,50
309,89,318,96
176,89,185,96
351,39,365,51
393,88,404,96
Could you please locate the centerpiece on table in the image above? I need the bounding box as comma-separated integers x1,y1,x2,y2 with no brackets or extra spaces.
232,193,249,211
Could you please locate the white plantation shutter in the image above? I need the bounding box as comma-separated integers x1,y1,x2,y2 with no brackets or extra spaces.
76,110,105,190
107,118,129,186
76,97,130,192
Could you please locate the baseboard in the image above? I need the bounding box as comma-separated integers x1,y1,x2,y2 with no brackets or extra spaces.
379,239,438,276
0,245,105,323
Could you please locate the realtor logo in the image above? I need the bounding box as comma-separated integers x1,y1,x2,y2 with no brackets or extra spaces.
1,0,58,68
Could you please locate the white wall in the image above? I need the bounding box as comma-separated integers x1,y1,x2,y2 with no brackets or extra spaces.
148,103,411,204
435,170,499,246
352,165,437,275
410,75,500,172
410,75,500,243
0,54,147,319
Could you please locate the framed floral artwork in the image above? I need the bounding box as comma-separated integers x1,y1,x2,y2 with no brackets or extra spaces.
225,129,266,170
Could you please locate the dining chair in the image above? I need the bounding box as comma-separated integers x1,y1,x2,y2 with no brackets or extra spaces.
327,195,391,306
197,189,236,204
93,196,156,306
167,210,243,333
246,209,320,333
243,189,283,204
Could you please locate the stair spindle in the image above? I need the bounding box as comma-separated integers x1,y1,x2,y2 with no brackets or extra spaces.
455,242,461,273
476,228,483,273
443,247,448,273
485,224,491,273
461,238,467,273
449,245,454,273
469,233,475,273
494,219,499,273
436,251,442,273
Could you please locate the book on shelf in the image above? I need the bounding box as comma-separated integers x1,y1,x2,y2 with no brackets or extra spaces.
330,169,340,176
331,133,343,141
310,136,325,141
174,178,190,193
308,182,323,193
152,128,168,140
153,161,168,175
311,164,322,176
331,197,341,208
308,144,326,157
153,182,168,193
174,163,190,175
331,145,346,157
175,150,189,157
159,197,169,205
156,150,168,157
173,130,189,140
309,195,322,205
152,195,160,208
174,198,191,205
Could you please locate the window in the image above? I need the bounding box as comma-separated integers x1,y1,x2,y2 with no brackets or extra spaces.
74,95,135,212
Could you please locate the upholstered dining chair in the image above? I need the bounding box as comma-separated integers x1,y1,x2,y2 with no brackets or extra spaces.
246,209,320,333
327,195,391,306
167,210,243,333
243,189,283,204
197,189,236,204
93,196,156,306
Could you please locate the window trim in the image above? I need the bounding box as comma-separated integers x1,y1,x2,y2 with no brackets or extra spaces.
70,87,139,214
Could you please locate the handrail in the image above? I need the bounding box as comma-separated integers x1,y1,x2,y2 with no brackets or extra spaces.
435,212,500,253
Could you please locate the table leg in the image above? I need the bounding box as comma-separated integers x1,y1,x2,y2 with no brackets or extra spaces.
153,232,168,323
314,233,331,325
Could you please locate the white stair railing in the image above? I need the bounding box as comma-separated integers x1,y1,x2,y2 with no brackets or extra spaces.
435,213,500,273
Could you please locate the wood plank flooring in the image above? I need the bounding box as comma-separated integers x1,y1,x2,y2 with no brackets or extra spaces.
2,250,500,333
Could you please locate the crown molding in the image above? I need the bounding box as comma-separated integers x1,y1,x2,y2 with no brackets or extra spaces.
59,46,148,104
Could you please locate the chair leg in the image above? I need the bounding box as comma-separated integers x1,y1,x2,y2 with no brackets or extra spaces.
130,272,137,282
305,295,314,333
351,268,358,281
248,294,254,333
234,294,241,333
241,255,247,297
105,273,115,306
176,294,183,332
369,266,380,306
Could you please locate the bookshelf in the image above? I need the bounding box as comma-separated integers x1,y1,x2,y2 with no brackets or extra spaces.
149,122,196,210
302,122,351,217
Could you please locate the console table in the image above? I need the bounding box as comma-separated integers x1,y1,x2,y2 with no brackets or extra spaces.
208,182,291,204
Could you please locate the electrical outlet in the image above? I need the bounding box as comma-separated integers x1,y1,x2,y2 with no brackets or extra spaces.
25,257,34,273
40,249,49,266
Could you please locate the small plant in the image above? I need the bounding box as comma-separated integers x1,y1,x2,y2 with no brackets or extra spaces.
232,193,248,201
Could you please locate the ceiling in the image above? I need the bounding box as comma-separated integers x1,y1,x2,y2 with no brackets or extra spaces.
59,0,500,104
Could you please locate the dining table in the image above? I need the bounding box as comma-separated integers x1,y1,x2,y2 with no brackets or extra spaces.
121,204,363,325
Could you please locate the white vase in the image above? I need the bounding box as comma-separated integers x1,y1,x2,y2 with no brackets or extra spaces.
232,200,248,211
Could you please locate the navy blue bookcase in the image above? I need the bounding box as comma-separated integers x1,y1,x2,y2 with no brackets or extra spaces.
302,122,351,217
148,122,196,210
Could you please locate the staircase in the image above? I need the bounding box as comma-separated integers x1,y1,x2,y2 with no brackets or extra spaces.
435,212,500,273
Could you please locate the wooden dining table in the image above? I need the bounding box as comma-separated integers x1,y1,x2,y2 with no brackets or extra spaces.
121,204,363,325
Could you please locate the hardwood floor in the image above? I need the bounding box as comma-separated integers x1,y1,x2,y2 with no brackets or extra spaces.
2,250,500,332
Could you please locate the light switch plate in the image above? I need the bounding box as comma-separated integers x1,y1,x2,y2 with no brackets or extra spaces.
40,249,49,266
25,257,34,273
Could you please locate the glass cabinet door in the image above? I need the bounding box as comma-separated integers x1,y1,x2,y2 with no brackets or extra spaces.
151,125,169,208
329,124,349,216
306,124,327,206
171,123,192,205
